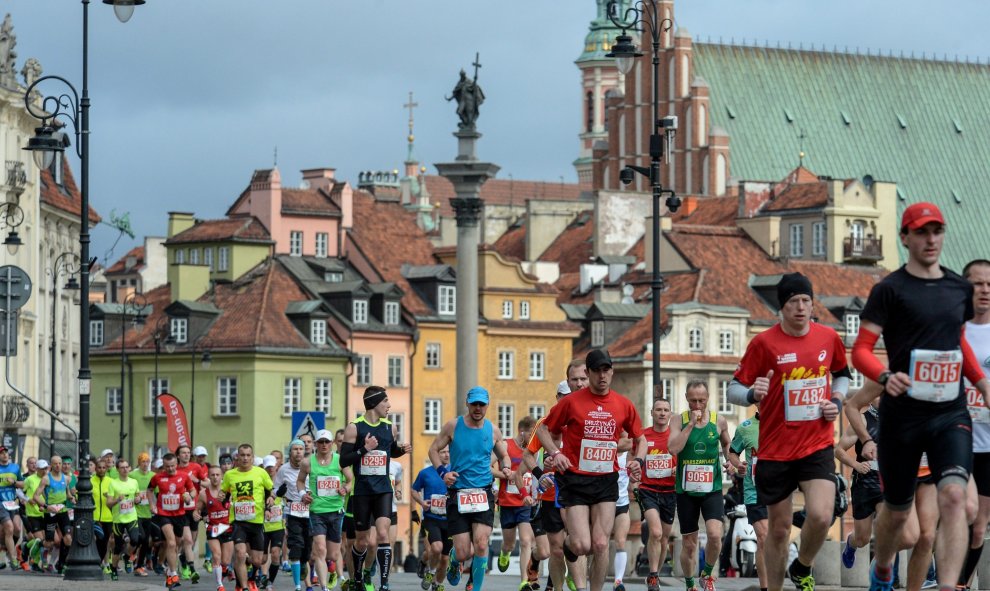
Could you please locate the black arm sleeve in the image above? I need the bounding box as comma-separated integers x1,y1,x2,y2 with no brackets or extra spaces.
338,442,365,468
390,441,406,458
831,367,852,380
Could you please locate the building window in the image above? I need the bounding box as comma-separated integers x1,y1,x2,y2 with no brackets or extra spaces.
425,343,441,368
384,301,400,326
218,247,229,272
90,320,104,346
850,221,866,251
325,271,343,283
310,319,326,345
290,231,303,256
529,352,545,380
498,351,515,380
498,404,515,437
424,399,442,433
688,327,703,352
718,330,734,354
789,223,804,257
851,368,865,389
660,379,674,401
388,413,406,445
353,300,368,324
171,317,188,344
591,320,605,348
529,404,546,421
149,378,169,416
355,355,372,385
283,377,301,416
812,222,826,256
502,300,513,319
203,248,214,271
520,301,530,320
388,356,404,387
175,249,185,264
315,378,332,415
189,248,200,265
718,380,733,414
845,314,860,338
315,233,329,258
216,445,237,458
217,377,238,416
438,285,456,315
106,387,122,414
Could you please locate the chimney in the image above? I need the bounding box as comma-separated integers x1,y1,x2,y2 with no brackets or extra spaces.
301,168,336,192
247,168,282,239
683,196,698,216
167,212,195,238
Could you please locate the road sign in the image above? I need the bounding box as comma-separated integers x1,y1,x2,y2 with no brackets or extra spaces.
0,265,31,311
291,411,325,441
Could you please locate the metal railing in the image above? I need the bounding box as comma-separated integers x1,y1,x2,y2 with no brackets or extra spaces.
843,236,883,261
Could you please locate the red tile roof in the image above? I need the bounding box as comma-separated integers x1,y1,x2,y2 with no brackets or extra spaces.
537,210,594,273
424,176,586,218
40,158,101,223
670,196,738,226
764,181,829,212
281,188,342,216
167,217,271,244
492,218,527,262
105,246,145,275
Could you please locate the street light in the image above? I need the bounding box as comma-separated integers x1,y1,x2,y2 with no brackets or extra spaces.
151,316,173,457
606,0,681,397
189,335,210,444
22,1,145,579
119,292,146,458
49,253,82,450
0,202,25,256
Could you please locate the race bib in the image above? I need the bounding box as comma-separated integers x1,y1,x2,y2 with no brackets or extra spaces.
119,498,135,515
137,490,149,506
920,453,929,469
1,500,17,511
645,454,674,479
683,464,715,493
967,383,989,423
784,376,829,422
68,509,74,521
578,439,617,473
211,523,230,537
429,494,447,516
234,501,256,521
867,460,878,471
316,475,341,497
288,501,310,518
456,488,489,513
161,493,180,512
908,349,962,402
749,455,758,477
360,450,387,476
184,495,196,510
265,504,283,523
49,503,65,514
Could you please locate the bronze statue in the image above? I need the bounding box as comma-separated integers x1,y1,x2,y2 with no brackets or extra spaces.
446,54,485,129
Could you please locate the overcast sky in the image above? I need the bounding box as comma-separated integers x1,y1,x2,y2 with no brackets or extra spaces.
8,1,990,264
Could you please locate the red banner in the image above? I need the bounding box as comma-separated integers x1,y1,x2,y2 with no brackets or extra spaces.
159,393,190,451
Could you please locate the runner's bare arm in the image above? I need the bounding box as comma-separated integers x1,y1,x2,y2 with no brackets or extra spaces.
428,419,456,470
833,433,869,474
666,414,690,455
295,460,310,495
843,381,883,460
32,478,46,508
535,423,558,455
492,426,511,475
853,320,911,395
717,416,736,476
726,449,745,472
520,449,538,473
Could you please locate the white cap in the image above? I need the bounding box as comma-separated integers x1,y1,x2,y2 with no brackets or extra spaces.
153,458,163,469
35,459,49,469
192,446,208,457
100,448,114,457
556,380,571,395
262,455,277,468
253,457,263,467
315,429,334,442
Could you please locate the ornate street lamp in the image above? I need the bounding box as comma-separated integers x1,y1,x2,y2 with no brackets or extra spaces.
606,0,681,397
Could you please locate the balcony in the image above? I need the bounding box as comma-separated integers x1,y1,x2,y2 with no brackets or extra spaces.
843,236,882,263
4,161,25,196
0,395,28,426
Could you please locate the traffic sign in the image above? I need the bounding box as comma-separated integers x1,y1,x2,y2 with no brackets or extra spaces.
291,411,325,441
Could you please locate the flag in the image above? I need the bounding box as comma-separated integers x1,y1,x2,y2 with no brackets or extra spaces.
159,393,190,450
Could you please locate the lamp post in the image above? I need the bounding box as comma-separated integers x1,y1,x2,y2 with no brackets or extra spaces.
0,202,25,256
119,292,146,457
152,317,174,457
49,253,81,449
606,0,681,396
189,335,211,445
21,0,146,580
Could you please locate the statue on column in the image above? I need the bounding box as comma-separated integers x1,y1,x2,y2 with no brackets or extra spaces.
0,14,18,89
446,54,485,129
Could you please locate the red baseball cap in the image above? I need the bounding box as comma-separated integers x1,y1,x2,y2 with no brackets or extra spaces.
901,202,945,231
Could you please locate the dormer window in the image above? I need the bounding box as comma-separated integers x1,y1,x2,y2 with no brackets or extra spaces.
310,319,327,345
171,317,188,344
845,313,860,338
438,285,456,315
353,300,369,324
384,301,400,326
325,271,343,283
591,320,605,348
89,320,104,346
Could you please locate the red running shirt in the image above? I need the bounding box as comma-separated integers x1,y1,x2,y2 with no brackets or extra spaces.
640,426,676,492
203,487,230,526
526,417,556,502
497,438,530,507
733,323,848,462
148,472,196,517
542,387,644,477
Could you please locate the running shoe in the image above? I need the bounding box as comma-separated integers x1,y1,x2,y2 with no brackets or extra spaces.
521,582,536,591
527,560,540,589
218,587,225,591
433,583,445,591
282,560,290,573
869,560,894,591
841,533,856,569
329,569,339,589
248,580,259,591
498,551,510,572
418,560,427,579
6,561,14,571
565,575,577,591
110,567,119,581
920,578,938,590
422,571,435,590
124,553,133,573
787,564,814,591
266,585,274,591
0,562,6,570
381,585,391,591
699,574,717,591
135,567,149,577
466,573,474,591
361,568,375,591
182,565,193,580
104,564,112,574
546,579,554,591
446,550,461,586
205,561,214,574
168,574,183,590
646,573,660,591
191,570,201,584
312,571,321,586
613,582,625,591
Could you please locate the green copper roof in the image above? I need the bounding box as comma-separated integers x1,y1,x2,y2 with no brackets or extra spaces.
693,42,990,272
576,0,630,63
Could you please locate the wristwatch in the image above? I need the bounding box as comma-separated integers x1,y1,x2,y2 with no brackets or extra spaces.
878,371,892,387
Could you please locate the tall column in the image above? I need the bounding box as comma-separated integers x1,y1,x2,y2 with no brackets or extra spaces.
435,128,499,410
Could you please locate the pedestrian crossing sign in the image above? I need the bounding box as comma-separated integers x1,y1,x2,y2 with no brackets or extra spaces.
291,411,325,441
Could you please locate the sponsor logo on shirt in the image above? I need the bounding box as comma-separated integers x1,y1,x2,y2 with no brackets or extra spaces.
588,406,612,419
818,350,827,362
777,353,797,364
584,419,616,437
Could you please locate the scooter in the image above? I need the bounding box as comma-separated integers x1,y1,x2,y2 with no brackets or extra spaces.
725,503,758,578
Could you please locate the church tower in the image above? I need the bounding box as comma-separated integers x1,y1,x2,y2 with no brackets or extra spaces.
574,0,629,187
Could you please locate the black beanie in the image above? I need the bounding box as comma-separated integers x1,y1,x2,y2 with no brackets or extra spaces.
777,272,814,306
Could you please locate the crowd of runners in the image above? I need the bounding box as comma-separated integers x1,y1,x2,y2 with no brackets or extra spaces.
0,202,984,591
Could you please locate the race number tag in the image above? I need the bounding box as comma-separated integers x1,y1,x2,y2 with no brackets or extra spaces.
1,500,18,511
429,494,447,516
360,450,388,476
682,464,715,493
867,460,879,471
967,383,989,423
456,488,489,513
578,439,617,473
908,349,962,402
316,475,341,497
184,495,196,510
645,454,674,479
137,490,149,506
49,503,65,514
161,493,180,512
288,501,310,518
265,504,283,523
119,498,135,515
750,456,758,478
211,523,230,537
784,376,829,422
920,453,929,469
233,501,256,521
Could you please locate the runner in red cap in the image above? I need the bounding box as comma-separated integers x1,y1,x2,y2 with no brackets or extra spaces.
852,201,990,591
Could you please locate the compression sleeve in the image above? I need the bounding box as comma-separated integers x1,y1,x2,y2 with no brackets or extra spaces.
727,379,755,406
338,442,365,468
851,326,886,382
831,376,850,397
390,441,406,458
962,329,985,385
